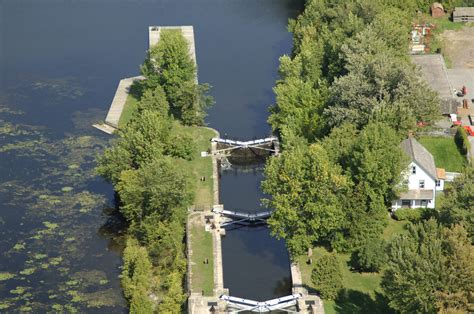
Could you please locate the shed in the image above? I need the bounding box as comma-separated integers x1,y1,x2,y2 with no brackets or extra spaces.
453,7,474,22
431,2,445,18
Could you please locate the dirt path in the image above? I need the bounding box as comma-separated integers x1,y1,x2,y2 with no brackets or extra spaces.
442,26,474,69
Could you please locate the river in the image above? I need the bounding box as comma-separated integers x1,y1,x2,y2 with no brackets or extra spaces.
0,0,300,311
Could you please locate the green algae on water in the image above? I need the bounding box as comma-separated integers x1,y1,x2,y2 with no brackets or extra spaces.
0,272,15,281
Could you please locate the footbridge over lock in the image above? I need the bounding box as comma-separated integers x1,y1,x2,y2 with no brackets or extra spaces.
212,206,273,227
220,293,302,313
211,136,280,167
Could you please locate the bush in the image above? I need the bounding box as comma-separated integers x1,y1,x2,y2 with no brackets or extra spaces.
393,208,423,222
311,252,344,300
351,237,387,272
455,127,470,155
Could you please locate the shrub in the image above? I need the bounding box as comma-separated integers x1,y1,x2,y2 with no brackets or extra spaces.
393,208,423,222
351,237,387,272
311,252,344,300
455,127,470,155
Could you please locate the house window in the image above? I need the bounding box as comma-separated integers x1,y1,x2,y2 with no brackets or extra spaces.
412,166,416,174
419,180,425,188
436,180,441,187
421,200,427,207
402,200,411,208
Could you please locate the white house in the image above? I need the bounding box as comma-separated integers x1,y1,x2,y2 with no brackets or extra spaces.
392,137,445,210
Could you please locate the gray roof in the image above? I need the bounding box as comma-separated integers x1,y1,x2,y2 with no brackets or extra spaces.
401,137,438,179
399,189,434,200
454,7,474,16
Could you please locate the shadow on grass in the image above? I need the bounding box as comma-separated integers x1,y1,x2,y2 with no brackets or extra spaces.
332,289,394,314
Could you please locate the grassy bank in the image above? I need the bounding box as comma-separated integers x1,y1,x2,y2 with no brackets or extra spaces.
118,92,139,128
297,220,407,313
177,124,216,296
419,136,466,172
189,214,214,295
174,124,216,210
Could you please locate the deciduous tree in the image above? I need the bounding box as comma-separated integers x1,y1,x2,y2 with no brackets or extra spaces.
438,166,474,243
262,144,350,256
382,220,474,313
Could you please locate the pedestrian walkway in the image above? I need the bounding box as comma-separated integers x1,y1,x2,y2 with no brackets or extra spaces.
94,26,197,134
93,76,144,133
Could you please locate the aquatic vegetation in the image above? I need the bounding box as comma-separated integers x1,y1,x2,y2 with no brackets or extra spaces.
19,267,36,276
52,304,63,311
10,286,28,295
19,305,32,311
43,221,59,230
12,241,26,251
67,290,83,303
49,257,63,266
0,302,11,310
33,253,48,260
31,77,85,100
0,272,15,281
61,186,73,193
66,280,79,286
0,81,124,311
81,288,122,308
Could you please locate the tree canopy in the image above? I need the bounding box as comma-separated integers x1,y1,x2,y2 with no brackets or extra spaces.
382,220,474,313
96,28,212,312
262,143,350,256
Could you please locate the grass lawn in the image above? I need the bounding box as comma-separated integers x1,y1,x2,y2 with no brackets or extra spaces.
118,92,140,128
175,124,216,295
297,219,407,314
175,123,217,210
418,136,466,172
189,213,214,295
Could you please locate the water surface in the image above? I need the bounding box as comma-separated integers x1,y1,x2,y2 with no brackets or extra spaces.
0,0,300,310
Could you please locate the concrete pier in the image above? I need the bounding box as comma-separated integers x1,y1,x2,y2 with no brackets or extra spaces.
94,25,197,134
291,263,325,314
149,26,197,66
93,76,144,134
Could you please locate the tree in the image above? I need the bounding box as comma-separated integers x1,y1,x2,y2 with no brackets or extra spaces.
438,166,474,243
96,143,133,185
158,271,187,313
121,238,154,313
323,27,440,132
268,76,326,142
116,157,193,224
311,252,344,300
351,237,387,272
141,29,195,93
382,220,474,313
137,85,170,117
262,144,350,256
322,122,406,250
435,224,474,313
349,122,406,203
120,110,173,168
140,29,212,125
